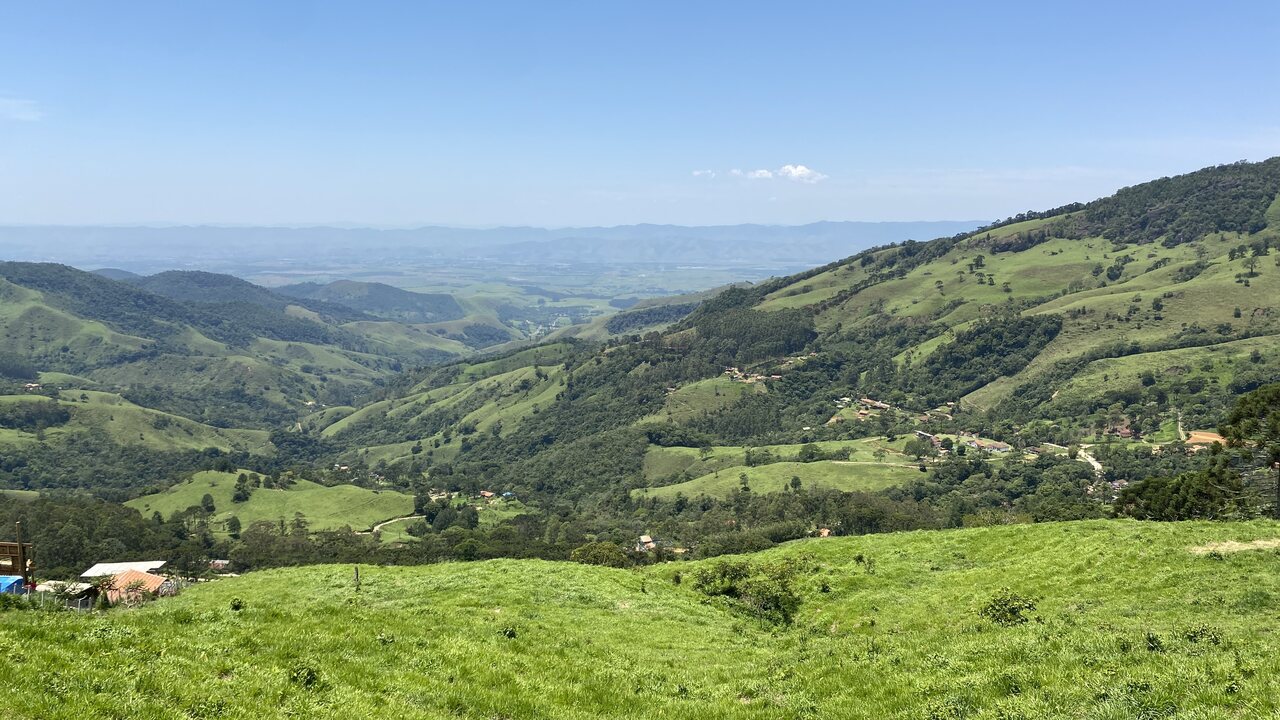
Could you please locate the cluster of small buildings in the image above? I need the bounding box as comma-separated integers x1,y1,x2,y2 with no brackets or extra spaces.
4,557,238,610
478,490,516,502
912,430,1012,455
955,431,1012,453
828,397,897,425
723,367,783,384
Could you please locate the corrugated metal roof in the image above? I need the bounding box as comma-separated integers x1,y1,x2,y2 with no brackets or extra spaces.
81,560,166,578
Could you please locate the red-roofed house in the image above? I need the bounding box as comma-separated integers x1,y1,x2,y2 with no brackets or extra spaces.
104,569,168,605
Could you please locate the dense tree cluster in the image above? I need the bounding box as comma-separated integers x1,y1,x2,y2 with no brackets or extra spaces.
605,302,698,334
0,400,71,432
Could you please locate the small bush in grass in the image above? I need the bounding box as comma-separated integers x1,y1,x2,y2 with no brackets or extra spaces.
229,597,245,612
926,697,972,720
0,594,35,611
1183,624,1222,645
980,588,1037,626
692,557,811,626
499,626,518,639
288,663,320,689
1146,631,1165,652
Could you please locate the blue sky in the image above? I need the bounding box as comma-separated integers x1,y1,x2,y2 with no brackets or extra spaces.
2,1,1279,227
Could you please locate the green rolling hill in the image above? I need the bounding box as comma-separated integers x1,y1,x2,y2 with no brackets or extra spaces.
274,279,466,324
126,469,414,533
752,159,1280,428
0,262,466,433
0,390,271,453
5,520,1280,718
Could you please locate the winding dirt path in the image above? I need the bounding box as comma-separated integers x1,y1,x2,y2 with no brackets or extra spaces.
357,514,424,535
1078,447,1104,478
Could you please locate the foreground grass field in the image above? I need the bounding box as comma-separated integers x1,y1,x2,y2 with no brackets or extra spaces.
126,470,414,533
5,520,1280,718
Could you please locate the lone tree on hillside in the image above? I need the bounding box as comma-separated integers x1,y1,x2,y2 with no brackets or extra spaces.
570,541,630,568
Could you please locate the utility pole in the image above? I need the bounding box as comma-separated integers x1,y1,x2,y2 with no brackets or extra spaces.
15,521,30,589
1274,460,1279,522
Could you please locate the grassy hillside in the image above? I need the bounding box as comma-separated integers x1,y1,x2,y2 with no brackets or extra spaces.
321,354,573,466
0,391,272,453
0,263,467,432
5,520,1280,718
0,488,38,502
751,160,1280,430
126,470,414,532
634,460,921,499
637,376,764,424
275,279,466,323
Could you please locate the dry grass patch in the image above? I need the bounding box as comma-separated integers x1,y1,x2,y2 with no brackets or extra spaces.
1190,538,1280,555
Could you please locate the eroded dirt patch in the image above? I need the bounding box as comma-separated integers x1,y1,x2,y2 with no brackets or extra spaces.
1190,538,1280,555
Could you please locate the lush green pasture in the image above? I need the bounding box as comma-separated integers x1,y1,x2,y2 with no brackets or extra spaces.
325,363,565,442
641,437,913,485
635,460,921,499
0,488,39,502
126,471,414,533
0,391,272,453
6,520,1280,718
1049,335,1278,409
456,342,576,381
637,376,762,425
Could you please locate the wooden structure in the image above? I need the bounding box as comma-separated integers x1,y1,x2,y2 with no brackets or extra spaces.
1,522,35,587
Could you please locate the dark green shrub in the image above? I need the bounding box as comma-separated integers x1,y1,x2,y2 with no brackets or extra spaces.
289,663,320,689
1146,631,1165,652
692,557,811,626
979,588,1037,626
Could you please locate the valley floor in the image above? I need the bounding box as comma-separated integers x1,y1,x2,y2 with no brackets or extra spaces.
4,519,1280,718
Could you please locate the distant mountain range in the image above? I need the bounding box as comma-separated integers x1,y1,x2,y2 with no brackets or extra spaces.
0,221,983,271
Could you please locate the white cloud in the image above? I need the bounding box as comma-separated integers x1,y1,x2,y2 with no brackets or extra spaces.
0,98,43,122
718,164,826,183
778,164,828,183
692,169,716,178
